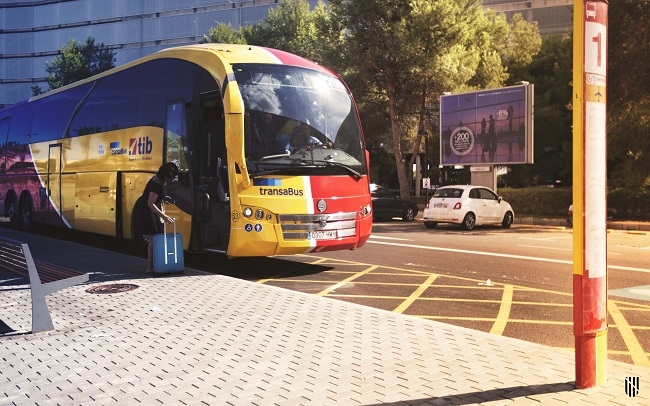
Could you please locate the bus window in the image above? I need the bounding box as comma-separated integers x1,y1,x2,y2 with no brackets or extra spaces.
72,73,140,135
40,81,96,138
164,100,189,171
235,64,366,176
165,99,193,215
199,96,225,179
138,59,201,130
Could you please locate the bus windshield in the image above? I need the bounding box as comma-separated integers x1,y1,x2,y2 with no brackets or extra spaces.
234,64,366,177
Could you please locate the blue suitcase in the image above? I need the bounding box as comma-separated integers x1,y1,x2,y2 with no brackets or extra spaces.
152,220,184,275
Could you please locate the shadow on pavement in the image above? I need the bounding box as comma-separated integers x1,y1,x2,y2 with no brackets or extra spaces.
364,382,575,405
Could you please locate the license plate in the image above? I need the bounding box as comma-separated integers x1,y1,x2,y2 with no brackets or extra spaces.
434,203,448,208
309,230,337,240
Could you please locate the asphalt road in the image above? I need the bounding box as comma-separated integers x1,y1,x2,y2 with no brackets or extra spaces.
17,221,650,367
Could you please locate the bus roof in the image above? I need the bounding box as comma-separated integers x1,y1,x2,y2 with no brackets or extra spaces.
21,44,336,105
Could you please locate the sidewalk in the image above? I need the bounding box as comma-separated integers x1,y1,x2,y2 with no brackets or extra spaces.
514,216,650,232
413,204,650,232
1,227,648,405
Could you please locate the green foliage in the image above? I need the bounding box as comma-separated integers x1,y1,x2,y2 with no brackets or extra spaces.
607,0,650,188
500,34,573,187
200,22,247,44
242,0,322,61
31,84,44,96
43,37,116,92
503,13,542,77
608,187,650,219
196,0,548,195
498,187,572,217
497,186,650,220
326,0,509,198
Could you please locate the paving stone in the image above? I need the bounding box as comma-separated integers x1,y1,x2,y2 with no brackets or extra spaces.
1,228,649,405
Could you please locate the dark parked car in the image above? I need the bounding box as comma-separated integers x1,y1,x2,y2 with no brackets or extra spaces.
370,184,419,221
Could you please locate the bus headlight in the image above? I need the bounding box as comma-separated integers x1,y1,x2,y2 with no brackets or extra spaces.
243,207,253,218
255,209,264,220
359,204,372,217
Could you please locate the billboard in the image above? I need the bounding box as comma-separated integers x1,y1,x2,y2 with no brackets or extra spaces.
439,84,533,166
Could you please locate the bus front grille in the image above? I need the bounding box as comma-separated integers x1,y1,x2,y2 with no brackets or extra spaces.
278,212,357,240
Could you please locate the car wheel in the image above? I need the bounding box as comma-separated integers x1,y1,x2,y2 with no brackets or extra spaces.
424,221,437,229
402,207,415,221
462,212,476,230
502,211,513,228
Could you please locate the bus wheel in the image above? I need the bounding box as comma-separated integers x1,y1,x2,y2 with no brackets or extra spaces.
19,193,34,231
5,193,20,229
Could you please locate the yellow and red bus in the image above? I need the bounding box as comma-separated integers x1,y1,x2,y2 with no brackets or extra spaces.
0,44,372,257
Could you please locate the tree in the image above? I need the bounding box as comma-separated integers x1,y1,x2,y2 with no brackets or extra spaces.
198,0,543,194
607,0,650,187
32,36,116,95
242,0,323,61
200,22,247,44
501,34,573,187
502,13,543,82
325,0,513,199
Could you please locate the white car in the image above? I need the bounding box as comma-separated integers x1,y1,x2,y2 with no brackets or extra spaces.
422,185,514,230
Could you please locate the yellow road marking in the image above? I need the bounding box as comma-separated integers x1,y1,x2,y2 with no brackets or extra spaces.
608,349,650,356
267,254,650,365
328,295,504,303
393,274,439,314
490,285,514,335
608,300,650,367
268,279,427,287
316,265,378,296
419,316,573,325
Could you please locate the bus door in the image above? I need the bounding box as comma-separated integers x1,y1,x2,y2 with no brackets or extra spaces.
47,143,64,226
195,93,230,252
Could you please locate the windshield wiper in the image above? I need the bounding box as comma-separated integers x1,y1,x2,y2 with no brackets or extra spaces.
310,160,362,180
258,153,290,162
248,158,362,180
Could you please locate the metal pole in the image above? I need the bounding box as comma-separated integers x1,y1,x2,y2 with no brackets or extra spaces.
572,0,608,389
425,136,429,200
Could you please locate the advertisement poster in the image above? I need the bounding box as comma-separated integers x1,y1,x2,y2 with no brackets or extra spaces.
440,85,532,166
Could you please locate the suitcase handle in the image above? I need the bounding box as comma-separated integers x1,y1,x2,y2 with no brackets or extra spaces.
162,217,177,265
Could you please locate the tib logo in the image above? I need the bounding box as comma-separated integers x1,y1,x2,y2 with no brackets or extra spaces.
625,376,640,397
129,137,153,155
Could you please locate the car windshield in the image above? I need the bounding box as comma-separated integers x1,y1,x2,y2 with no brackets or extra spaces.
234,64,367,177
433,188,464,198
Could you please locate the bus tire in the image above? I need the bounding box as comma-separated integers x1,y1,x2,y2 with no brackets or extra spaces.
5,192,20,229
19,192,34,231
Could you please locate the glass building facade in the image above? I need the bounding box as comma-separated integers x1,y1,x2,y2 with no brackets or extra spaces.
484,0,573,36
0,0,573,108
